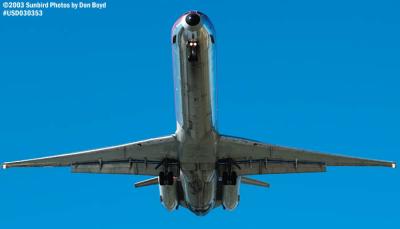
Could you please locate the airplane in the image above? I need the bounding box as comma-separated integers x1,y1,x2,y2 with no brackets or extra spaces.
2,11,396,216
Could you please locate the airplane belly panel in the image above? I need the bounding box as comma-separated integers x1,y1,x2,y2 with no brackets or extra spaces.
172,13,217,141
180,168,217,216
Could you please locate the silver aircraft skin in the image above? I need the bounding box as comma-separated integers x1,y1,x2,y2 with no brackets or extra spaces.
3,11,396,216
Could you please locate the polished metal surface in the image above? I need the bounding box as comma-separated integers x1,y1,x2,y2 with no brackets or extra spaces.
171,11,217,139
2,10,396,217
171,11,218,215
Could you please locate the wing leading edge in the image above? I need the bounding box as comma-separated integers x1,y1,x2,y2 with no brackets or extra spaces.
2,135,179,176
217,135,396,176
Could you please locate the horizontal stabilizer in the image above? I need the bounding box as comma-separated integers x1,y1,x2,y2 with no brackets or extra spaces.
241,176,270,188
134,177,159,188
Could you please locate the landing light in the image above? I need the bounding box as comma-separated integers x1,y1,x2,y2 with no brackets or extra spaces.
2,164,7,169
392,163,396,169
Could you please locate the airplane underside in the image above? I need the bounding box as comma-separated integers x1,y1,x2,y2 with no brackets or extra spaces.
2,11,395,216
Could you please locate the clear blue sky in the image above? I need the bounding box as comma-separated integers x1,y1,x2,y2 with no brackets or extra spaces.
1,0,399,227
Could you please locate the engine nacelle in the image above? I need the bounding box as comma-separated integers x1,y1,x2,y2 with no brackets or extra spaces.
159,181,178,211
222,176,240,210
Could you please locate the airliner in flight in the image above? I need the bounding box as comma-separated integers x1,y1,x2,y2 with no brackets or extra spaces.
3,11,396,216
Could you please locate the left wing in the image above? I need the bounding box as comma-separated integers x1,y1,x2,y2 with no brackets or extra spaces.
3,135,178,176
217,135,396,176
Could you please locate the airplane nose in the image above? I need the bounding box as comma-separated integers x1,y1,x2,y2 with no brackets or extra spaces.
185,13,200,26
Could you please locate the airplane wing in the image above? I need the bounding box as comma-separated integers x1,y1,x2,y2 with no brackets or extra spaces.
217,135,396,176
2,135,178,176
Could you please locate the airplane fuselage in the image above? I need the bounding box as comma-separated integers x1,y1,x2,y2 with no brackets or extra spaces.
171,11,219,215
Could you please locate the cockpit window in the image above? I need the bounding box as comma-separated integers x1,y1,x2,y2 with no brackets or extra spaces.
172,35,176,44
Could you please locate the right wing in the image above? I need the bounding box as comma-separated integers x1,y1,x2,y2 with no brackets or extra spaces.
3,135,178,176
217,135,396,176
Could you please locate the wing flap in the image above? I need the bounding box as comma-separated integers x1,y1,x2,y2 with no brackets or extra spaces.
236,161,326,175
72,161,165,176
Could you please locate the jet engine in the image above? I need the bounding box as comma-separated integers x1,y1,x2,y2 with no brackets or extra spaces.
159,175,178,211
222,173,240,210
